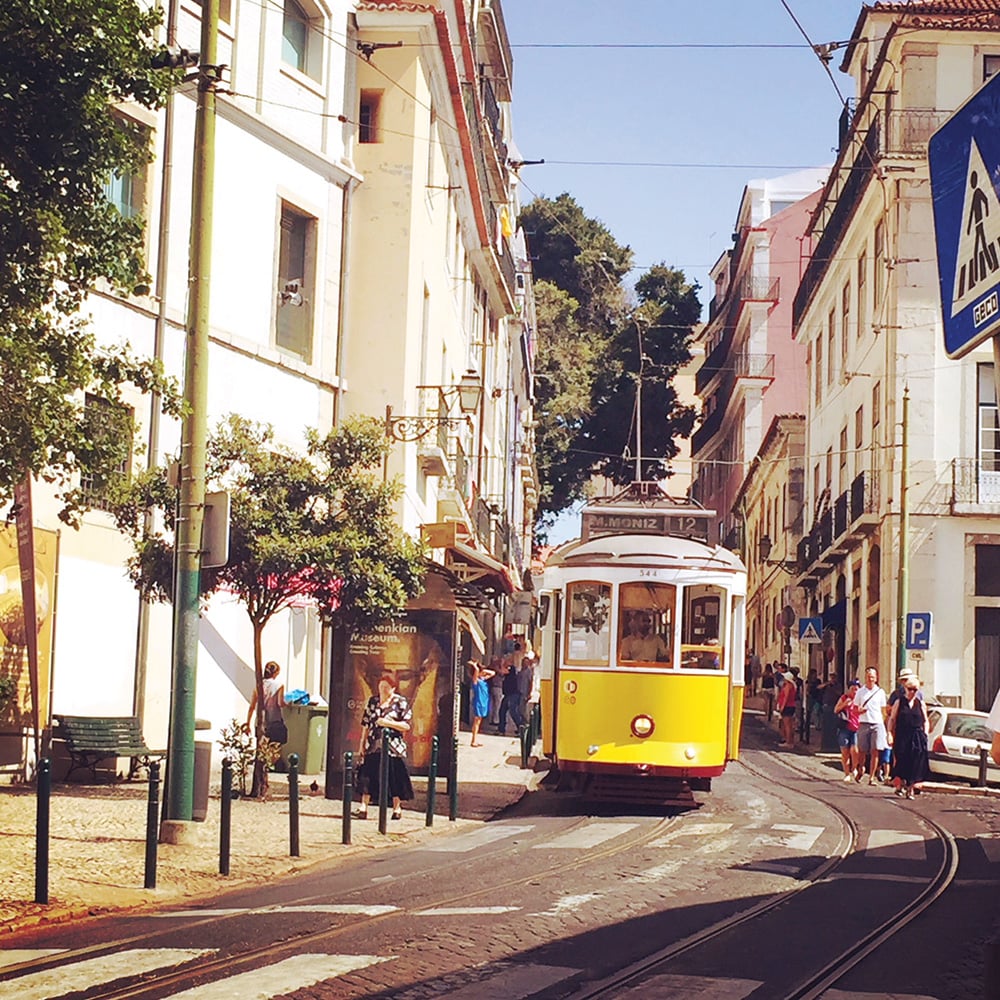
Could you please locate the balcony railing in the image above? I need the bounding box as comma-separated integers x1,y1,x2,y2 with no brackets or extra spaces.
834,490,848,539
951,458,1000,505
883,108,952,156
695,329,733,393
739,273,779,303
480,77,507,165
850,471,879,521
691,403,724,454
734,352,775,381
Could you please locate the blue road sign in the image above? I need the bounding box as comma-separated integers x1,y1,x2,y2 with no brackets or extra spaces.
905,612,933,651
929,71,1000,359
798,617,822,643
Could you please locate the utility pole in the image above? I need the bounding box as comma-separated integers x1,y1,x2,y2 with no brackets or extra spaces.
164,0,219,829
895,386,909,677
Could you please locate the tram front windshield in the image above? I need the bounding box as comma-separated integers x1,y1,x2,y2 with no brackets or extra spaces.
618,582,674,666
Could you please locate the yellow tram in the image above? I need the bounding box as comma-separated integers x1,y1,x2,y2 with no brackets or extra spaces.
536,486,747,802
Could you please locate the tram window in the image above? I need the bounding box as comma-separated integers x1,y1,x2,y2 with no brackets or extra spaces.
680,584,726,670
618,582,675,666
565,581,611,664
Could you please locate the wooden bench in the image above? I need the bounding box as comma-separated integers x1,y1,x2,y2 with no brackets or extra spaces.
52,715,166,782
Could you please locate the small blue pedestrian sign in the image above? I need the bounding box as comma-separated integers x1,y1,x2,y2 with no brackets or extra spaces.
905,612,933,651
798,617,822,644
930,71,1000,358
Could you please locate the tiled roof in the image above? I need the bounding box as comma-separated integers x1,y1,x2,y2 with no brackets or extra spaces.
356,1,436,11
871,0,1000,11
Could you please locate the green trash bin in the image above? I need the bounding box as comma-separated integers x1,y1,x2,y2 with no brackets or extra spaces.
282,703,328,774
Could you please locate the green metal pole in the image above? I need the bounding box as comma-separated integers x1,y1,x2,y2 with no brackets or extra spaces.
895,386,909,678
166,0,218,822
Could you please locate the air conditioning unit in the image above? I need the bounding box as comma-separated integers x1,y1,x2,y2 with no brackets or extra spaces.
936,694,962,708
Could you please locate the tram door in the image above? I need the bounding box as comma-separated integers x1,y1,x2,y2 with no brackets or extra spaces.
541,590,562,757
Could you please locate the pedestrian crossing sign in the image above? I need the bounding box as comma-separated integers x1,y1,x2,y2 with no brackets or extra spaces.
930,71,1000,359
798,617,822,643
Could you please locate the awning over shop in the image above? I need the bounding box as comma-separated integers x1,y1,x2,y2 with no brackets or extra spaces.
457,606,486,653
821,600,847,630
446,540,517,598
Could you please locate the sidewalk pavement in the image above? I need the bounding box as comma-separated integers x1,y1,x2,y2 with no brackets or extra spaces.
743,689,1000,797
0,729,543,937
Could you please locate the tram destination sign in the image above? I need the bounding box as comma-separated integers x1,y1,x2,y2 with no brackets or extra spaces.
581,509,712,543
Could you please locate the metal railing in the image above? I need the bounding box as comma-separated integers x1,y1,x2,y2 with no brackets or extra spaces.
733,352,775,380
951,458,1000,505
883,108,952,155
739,273,780,302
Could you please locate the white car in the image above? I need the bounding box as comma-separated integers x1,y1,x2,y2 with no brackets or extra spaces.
925,706,1000,785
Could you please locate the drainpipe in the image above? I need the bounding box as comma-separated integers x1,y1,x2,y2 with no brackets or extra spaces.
332,177,357,426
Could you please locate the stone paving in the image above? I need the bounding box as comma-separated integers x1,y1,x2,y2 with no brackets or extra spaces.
0,729,541,935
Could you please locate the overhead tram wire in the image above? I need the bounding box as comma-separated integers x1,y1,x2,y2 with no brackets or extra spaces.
778,0,850,108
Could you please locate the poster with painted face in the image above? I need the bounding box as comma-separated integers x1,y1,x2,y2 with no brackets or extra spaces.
345,610,455,773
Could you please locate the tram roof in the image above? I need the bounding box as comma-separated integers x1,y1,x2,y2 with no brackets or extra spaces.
546,532,745,573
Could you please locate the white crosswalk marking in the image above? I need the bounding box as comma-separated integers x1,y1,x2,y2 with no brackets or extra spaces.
978,833,1000,863
533,822,638,849
614,973,762,997
413,906,520,916
649,821,733,847
632,858,683,884
823,991,940,999
534,892,601,916
10,948,213,1000
423,824,533,852
165,954,390,998
153,904,398,918
437,963,578,997
771,824,824,852
0,950,65,970
865,829,927,861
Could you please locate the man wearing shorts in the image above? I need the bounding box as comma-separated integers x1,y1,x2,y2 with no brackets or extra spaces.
777,667,797,747
853,666,888,784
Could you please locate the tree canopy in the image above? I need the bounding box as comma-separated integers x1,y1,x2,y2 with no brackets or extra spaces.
521,195,701,531
0,0,177,522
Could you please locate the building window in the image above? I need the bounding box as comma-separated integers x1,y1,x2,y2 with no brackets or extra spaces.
872,381,881,432
282,0,318,78
985,54,1000,82
80,394,133,509
827,307,836,386
275,203,316,363
857,250,867,338
874,220,885,316
976,545,1000,596
815,331,823,405
979,364,1000,499
103,120,148,220
839,427,848,493
359,90,382,143
841,281,851,370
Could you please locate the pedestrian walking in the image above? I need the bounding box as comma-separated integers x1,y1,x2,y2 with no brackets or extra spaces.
246,660,288,745
762,663,776,722
498,659,519,735
777,667,797,747
853,666,888,784
355,673,414,821
888,673,930,798
834,679,861,779
467,660,495,747
488,655,503,727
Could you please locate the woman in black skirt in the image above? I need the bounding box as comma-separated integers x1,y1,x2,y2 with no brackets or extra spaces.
888,675,930,799
355,673,414,820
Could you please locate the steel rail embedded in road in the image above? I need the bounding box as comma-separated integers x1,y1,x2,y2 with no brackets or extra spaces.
1,811,681,1000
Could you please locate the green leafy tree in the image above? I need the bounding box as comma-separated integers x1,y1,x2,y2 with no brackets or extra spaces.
0,0,178,522
521,196,700,531
110,415,427,796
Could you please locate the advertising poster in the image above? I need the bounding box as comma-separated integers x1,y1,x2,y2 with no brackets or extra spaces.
338,609,456,778
0,522,58,737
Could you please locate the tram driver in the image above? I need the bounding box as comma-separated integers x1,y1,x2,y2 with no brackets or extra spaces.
620,611,670,662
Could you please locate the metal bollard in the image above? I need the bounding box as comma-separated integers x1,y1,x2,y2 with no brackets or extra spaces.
35,757,50,905
520,724,529,769
288,753,300,857
144,761,160,889
426,736,438,827
979,746,990,788
219,757,232,876
449,735,459,821
342,751,353,846
378,728,390,835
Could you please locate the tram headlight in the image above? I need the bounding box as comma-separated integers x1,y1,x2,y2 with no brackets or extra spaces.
587,744,600,755
630,714,655,739
684,747,697,760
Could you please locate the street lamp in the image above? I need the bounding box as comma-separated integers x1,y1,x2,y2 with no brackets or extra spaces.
385,370,483,442
758,535,799,573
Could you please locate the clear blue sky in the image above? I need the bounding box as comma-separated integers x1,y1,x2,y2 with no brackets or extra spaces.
504,0,862,306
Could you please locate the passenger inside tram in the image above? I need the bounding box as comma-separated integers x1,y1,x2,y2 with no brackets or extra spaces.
680,587,724,670
619,610,671,662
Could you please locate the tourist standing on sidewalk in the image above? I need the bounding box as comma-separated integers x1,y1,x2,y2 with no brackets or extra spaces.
468,660,495,747
356,674,414,821
888,674,930,798
834,679,861,779
488,655,503,727
777,667,797,746
498,659,519,735
853,666,888,785
517,650,534,731
762,664,776,722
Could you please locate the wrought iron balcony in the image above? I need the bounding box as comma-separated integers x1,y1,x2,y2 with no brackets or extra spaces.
951,458,1000,506
883,108,952,156
738,273,779,303
733,352,775,381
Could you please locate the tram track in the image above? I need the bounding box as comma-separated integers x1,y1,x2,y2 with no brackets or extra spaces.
3,809,683,999
564,746,961,1000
